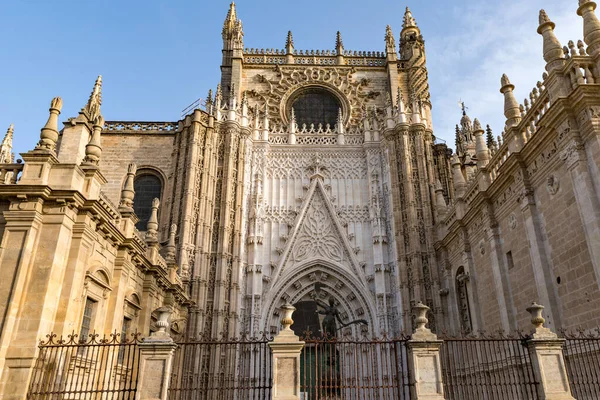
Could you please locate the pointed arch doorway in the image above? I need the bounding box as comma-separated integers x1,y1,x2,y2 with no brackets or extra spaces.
292,300,341,399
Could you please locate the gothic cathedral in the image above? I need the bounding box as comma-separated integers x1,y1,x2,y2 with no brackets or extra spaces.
2,3,600,397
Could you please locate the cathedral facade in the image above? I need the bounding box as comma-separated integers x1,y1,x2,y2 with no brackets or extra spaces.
2,2,600,397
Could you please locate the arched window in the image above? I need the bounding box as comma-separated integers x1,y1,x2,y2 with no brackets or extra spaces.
455,266,473,334
133,173,162,231
289,87,342,128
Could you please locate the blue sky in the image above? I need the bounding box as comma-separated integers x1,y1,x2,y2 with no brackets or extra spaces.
0,0,583,155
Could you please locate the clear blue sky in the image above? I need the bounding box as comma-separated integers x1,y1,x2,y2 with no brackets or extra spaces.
0,0,583,155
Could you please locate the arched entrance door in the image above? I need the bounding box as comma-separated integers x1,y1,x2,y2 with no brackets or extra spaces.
293,300,341,399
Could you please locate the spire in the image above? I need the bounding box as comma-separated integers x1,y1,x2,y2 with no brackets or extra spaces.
0,124,14,163
500,74,521,128
206,88,214,114
486,125,498,151
385,25,396,55
335,31,344,54
403,7,418,30
222,2,238,38
578,0,600,56
36,97,63,153
81,75,102,121
222,2,243,50
537,10,564,72
455,125,463,156
286,31,294,53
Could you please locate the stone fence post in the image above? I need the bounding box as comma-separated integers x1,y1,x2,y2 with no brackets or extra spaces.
268,304,305,400
407,302,445,400
136,307,178,400
525,302,576,400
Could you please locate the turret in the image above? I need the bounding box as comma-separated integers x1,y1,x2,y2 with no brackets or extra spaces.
0,124,14,163
537,10,564,72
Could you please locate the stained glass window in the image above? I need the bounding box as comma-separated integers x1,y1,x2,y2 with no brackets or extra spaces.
290,88,341,128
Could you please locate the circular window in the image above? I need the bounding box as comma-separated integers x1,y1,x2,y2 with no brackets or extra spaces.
289,87,342,128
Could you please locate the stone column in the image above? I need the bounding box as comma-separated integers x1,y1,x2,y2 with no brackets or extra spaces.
407,302,445,400
525,303,576,400
268,304,305,400
136,307,178,400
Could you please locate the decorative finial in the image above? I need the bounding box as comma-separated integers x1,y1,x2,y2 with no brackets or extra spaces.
81,75,102,121
500,73,512,89
526,302,557,339
82,115,104,166
473,118,482,132
539,9,551,25
145,198,160,243
286,30,294,49
36,96,63,153
411,302,436,340
119,163,137,212
403,7,418,29
165,223,177,262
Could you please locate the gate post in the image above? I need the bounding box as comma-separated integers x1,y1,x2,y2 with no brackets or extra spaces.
136,307,178,400
268,304,305,400
525,302,576,400
407,302,445,400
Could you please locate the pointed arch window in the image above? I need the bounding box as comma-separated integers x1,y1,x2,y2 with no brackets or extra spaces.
133,171,162,231
455,266,472,334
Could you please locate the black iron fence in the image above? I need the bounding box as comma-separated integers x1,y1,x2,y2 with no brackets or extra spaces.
168,333,273,400
27,331,142,400
299,333,412,400
439,331,540,400
560,329,600,400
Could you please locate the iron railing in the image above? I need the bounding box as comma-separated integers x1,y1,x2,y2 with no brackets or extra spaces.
560,329,600,400
169,333,273,400
439,331,540,400
299,333,412,400
27,331,142,400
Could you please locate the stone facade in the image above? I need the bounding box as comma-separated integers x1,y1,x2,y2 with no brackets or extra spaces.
1,1,600,398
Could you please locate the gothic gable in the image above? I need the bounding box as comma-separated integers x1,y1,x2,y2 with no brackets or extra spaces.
271,176,365,284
